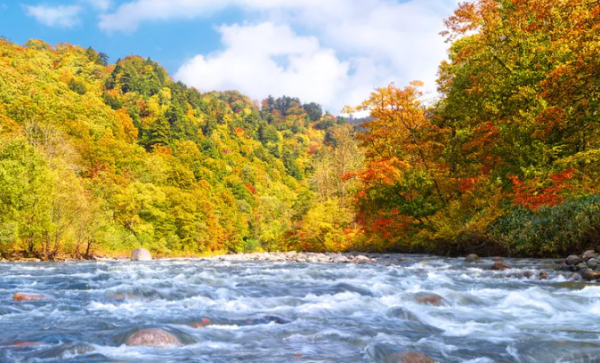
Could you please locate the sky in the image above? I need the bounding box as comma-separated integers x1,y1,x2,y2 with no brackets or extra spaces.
0,0,462,113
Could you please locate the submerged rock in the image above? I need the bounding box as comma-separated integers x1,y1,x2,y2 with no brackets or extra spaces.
386,307,420,322
491,261,510,270
413,292,447,307
131,248,152,261
369,344,435,363
125,328,181,347
13,293,46,301
30,343,96,359
539,271,549,280
465,254,480,263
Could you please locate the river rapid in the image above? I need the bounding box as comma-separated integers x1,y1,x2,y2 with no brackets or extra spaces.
0,255,599,363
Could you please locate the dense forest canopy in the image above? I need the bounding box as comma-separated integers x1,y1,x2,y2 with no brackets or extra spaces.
343,0,600,257
0,39,361,259
1,0,599,260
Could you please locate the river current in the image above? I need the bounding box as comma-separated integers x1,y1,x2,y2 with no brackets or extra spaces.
0,256,599,362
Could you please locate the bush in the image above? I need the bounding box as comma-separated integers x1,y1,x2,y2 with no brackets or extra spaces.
489,195,600,257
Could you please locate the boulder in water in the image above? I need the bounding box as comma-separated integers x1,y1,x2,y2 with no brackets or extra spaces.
125,328,181,347
131,248,152,261
566,255,582,266
539,271,549,280
13,293,46,301
581,269,600,281
413,292,447,306
586,258,599,270
465,254,480,263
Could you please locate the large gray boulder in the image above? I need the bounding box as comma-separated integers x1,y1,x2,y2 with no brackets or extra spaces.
566,255,582,266
131,248,152,261
587,258,600,270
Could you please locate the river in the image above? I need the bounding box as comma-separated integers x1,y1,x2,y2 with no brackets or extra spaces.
0,256,599,362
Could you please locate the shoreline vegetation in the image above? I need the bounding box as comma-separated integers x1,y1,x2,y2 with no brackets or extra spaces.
2,0,600,261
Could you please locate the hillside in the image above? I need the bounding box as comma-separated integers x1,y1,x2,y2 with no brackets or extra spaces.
0,39,361,259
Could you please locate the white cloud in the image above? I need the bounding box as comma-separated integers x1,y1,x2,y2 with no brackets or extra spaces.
175,23,349,109
100,0,462,112
25,4,82,28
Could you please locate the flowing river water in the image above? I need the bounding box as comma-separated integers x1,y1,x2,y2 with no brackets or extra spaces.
0,255,599,362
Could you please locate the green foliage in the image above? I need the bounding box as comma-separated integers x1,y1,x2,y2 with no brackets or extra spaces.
490,195,600,257
68,78,87,95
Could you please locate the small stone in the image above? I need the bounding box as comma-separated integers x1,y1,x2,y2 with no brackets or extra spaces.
125,328,181,348
583,250,598,260
13,293,46,301
539,271,549,280
566,255,582,266
523,271,534,278
491,261,509,270
465,254,480,263
131,248,152,261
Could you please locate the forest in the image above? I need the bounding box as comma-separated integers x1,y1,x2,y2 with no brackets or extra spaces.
0,0,599,260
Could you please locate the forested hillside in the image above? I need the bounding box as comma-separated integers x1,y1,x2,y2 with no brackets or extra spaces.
0,38,361,259
344,0,600,257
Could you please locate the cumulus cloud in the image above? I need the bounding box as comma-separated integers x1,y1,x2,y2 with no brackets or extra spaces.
176,23,349,109
100,0,462,111
25,4,82,28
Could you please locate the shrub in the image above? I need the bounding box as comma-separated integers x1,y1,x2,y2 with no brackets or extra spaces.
489,195,600,257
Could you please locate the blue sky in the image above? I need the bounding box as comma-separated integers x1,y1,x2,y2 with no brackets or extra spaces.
0,0,461,112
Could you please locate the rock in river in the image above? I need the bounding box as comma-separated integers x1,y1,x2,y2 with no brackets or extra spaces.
586,258,599,270
131,248,152,261
465,254,480,263
369,344,435,363
566,255,582,266
413,292,447,307
13,293,46,301
491,261,510,270
581,269,600,282
125,328,181,347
